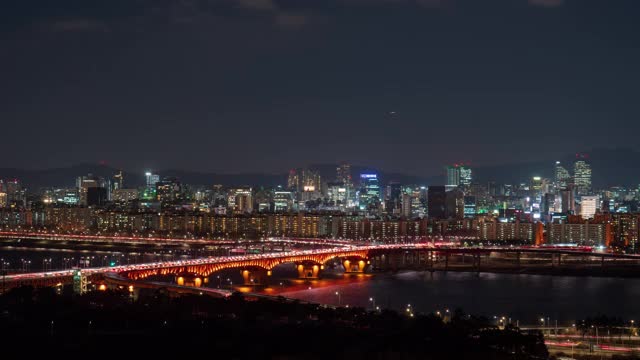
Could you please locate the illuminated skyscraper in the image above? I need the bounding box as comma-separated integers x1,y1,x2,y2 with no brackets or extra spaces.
336,163,352,186
327,182,348,208
274,191,294,212
554,161,571,189
113,170,124,190
358,173,380,210
580,196,598,219
301,169,322,193
145,172,160,187
446,164,472,187
156,177,182,203
287,169,299,191
574,155,592,195
385,182,402,214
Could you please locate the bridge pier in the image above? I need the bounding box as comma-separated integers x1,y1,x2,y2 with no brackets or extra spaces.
343,257,368,274
474,254,481,274
444,253,449,271
296,262,322,279
175,273,205,288
241,268,271,286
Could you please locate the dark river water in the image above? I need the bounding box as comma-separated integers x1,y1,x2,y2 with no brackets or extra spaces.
261,268,640,326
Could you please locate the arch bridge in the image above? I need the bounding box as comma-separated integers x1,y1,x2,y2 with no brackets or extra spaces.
4,244,640,290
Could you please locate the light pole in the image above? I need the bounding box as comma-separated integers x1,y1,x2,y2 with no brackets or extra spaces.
369,297,376,311
335,291,341,306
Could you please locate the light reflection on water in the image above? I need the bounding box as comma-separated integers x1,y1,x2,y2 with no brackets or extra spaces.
266,269,640,324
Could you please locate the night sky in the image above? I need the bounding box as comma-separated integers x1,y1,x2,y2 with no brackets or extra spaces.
2,0,639,176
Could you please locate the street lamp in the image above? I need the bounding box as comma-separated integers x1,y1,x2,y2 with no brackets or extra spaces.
335,291,341,306
369,297,376,311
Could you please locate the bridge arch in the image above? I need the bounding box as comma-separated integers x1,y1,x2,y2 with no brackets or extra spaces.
120,249,372,282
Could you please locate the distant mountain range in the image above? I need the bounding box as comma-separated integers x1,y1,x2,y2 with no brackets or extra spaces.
1,148,639,190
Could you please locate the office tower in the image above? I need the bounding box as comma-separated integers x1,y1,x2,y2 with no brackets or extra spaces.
77,174,107,206
301,169,322,192
211,184,226,207
4,179,26,208
531,177,542,192
446,165,459,186
464,196,476,218
574,154,592,195
287,169,299,191
53,188,80,205
156,177,182,203
401,193,413,218
336,163,352,186
446,164,472,187
561,186,576,214
385,182,402,213
460,166,472,187
86,187,107,206
427,186,447,219
274,191,294,212
0,192,6,208
327,182,348,208
228,187,252,212
112,189,139,202
446,188,465,219
235,192,253,213
358,173,380,210
542,193,556,215
145,172,160,187
554,161,571,189
580,196,599,219
113,170,124,190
